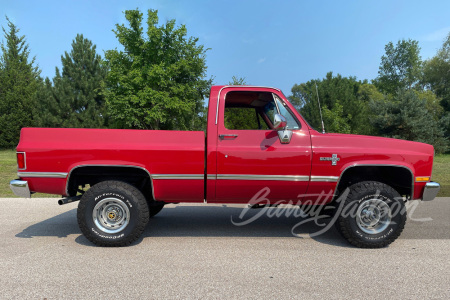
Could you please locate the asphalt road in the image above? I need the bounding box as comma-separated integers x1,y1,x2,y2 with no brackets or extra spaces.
0,197,449,299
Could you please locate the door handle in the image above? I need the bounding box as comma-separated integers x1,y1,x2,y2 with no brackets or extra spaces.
219,134,238,140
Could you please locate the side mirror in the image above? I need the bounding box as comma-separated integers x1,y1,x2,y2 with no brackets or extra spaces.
273,114,292,144
273,114,287,130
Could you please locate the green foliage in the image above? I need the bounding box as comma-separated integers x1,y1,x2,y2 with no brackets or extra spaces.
289,37,448,152
230,76,247,85
423,33,450,112
439,112,450,142
414,90,444,121
374,39,423,94
223,76,258,130
104,9,211,130
357,83,384,103
224,107,261,130
369,37,449,151
290,72,372,134
0,17,40,149
34,34,108,128
322,101,351,134
369,89,448,153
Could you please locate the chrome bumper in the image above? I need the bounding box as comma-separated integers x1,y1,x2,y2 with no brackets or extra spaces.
10,180,31,198
422,182,440,201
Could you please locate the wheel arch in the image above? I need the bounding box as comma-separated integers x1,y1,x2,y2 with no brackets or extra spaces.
335,164,414,200
66,164,155,200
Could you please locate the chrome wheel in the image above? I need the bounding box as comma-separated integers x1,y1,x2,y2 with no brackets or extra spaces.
356,199,391,234
92,198,130,234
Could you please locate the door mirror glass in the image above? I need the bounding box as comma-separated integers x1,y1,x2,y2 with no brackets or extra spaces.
273,114,287,130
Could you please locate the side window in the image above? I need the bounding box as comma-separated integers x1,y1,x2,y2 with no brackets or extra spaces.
274,95,300,130
224,91,275,130
224,107,261,130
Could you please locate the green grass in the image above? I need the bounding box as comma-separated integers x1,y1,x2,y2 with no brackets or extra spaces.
432,154,450,197
0,150,58,198
0,150,449,197
0,149,18,197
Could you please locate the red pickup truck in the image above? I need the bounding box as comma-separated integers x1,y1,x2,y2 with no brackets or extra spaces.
10,85,440,248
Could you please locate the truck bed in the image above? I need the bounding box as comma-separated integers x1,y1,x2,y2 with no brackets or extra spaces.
17,128,206,201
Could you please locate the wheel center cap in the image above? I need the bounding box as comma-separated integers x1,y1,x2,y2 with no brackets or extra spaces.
108,212,117,220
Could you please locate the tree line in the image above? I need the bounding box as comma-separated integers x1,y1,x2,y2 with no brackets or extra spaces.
0,9,449,153
290,38,449,153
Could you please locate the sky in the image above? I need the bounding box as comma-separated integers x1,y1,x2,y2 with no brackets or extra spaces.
1,0,450,96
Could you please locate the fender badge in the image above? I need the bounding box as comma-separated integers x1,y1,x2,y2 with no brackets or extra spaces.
320,154,340,166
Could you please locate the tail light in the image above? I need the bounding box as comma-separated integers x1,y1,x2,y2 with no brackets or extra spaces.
17,152,26,170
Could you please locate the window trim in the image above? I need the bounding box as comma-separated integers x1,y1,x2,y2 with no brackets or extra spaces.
221,90,301,131
272,93,301,130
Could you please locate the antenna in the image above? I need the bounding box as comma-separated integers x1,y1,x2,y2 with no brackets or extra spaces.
315,83,325,134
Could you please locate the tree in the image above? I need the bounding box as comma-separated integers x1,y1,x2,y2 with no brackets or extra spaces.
104,9,211,130
224,76,259,129
289,72,372,134
34,34,108,128
414,90,444,122
423,33,450,111
374,39,422,94
321,100,351,134
369,89,448,153
0,17,40,148
229,76,247,85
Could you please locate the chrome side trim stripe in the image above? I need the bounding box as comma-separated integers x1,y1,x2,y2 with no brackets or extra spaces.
151,174,204,180
310,176,339,182
150,174,339,182
217,174,309,181
18,172,68,178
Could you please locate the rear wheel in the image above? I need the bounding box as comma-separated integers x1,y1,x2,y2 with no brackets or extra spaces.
335,181,406,248
77,180,149,247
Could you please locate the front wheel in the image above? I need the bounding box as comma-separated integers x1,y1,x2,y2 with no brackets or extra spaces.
335,181,406,248
77,180,149,247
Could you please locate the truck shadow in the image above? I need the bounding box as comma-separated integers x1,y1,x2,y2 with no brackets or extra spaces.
15,205,350,247
15,209,79,238
141,205,349,247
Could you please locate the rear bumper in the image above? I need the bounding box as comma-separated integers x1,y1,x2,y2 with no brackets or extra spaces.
422,182,440,201
10,179,31,198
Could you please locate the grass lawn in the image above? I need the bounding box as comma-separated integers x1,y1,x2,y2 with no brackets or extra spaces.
0,150,58,198
432,154,450,197
0,150,449,198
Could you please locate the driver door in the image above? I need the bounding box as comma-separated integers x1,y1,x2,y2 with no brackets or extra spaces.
213,89,311,204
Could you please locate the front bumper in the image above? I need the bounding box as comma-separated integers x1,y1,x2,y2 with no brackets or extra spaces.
10,179,31,198
422,181,440,201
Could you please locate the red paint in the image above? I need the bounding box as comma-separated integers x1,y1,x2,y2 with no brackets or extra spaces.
212,87,311,203
15,85,436,203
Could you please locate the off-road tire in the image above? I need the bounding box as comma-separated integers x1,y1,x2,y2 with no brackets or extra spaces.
77,180,149,247
335,181,406,248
